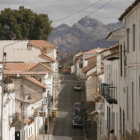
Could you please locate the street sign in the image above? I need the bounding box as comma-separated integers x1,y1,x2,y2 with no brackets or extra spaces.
39,112,46,117
34,111,38,117
52,110,56,118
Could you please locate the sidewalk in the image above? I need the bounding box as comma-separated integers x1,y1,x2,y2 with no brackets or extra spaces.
29,134,53,140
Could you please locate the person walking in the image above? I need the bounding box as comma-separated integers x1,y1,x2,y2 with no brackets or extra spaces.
44,119,48,134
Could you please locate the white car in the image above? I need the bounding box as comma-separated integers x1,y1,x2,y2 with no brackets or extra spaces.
74,84,82,91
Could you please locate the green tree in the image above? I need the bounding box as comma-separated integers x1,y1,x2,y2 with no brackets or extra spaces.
0,6,52,40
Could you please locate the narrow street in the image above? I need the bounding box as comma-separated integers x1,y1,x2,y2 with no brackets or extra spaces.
51,74,86,140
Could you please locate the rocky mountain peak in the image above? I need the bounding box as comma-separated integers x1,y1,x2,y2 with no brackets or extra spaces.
49,17,123,53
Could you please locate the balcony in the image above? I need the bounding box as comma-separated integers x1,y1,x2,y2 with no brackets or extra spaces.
100,83,117,104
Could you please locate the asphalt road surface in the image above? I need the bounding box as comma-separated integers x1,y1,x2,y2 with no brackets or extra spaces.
51,74,86,140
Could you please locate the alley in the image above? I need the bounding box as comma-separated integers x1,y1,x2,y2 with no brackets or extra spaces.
51,74,86,140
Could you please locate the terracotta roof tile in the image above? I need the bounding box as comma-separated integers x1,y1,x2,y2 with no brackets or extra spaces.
85,71,97,79
92,91,101,102
26,77,48,89
40,53,56,62
31,40,56,50
4,71,48,75
5,62,54,74
84,48,106,55
83,62,96,73
5,63,37,72
16,113,33,125
85,55,96,60
28,63,54,72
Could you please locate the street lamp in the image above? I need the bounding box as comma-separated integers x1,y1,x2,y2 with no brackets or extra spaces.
0,40,33,140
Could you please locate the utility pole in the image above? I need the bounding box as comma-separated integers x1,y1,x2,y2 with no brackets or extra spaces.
20,83,25,140
42,101,45,140
0,52,6,140
47,91,49,140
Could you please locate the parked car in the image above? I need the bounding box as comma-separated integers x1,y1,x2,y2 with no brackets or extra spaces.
74,84,82,91
72,114,84,128
73,102,83,115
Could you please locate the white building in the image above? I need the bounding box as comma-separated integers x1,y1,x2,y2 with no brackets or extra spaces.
71,65,75,74
105,0,140,139
2,84,15,140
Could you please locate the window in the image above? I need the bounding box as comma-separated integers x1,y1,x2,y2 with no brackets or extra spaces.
120,44,123,76
31,127,32,135
127,86,129,120
139,20,140,50
26,129,28,139
100,118,102,135
120,108,122,133
132,24,136,51
123,111,125,137
132,82,134,128
29,128,30,137
109,108,110,129
107,106,109,129
139,77,140,113
127,28,129,53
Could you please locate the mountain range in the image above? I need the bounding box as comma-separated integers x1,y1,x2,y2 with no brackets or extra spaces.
49,16,123,52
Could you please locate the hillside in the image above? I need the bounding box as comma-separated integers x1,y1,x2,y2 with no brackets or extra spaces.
49,16,122,52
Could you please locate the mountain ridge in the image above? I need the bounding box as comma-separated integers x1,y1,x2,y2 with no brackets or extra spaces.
49,17,122,52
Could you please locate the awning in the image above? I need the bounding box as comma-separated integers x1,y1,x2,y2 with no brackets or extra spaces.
92,91,101,102
90,110,98,115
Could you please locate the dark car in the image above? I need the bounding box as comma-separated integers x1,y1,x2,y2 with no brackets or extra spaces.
72,114,84,128
73,102,83,115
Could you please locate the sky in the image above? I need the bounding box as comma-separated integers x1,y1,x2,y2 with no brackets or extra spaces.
0,0,134,27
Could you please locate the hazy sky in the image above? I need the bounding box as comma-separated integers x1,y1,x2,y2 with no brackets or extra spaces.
0,0,134,27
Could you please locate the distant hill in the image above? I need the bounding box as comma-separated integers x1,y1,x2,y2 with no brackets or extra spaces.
49,16,122,52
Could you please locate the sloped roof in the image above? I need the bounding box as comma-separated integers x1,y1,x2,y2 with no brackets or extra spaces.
5,63,37,72
40,53,56,62
16,113,33,125
84,48,106,55
5,62,54,73
29,63,54,72
85,55,96,60
92,91,101,102
31,40,56,49
4,71,47,75
119,0,140,20
26,77,48,89
83,62,96,73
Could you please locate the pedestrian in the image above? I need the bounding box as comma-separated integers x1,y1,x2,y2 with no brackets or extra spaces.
44,120,48,134
110,129,115,140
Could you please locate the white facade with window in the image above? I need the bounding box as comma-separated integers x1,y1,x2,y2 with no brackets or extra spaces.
106,1,140,139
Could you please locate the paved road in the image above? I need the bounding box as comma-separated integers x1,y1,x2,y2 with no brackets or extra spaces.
50,74,86,140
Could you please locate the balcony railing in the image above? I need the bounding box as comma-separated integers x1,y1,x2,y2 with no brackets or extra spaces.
100,83,117,104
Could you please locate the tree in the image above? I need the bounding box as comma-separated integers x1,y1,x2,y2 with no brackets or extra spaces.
0,6,52,40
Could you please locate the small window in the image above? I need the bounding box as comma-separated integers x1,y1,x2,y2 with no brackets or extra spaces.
132,24,136,51
120,44,123,76
120,108,122,133
123,111,125,137
127,28,129,53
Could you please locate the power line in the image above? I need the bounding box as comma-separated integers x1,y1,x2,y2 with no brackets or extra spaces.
54,0,113,26
86,0,113,17
53,0,103,23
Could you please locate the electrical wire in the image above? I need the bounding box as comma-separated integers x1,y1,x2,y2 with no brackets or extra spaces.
53,0,103,23
52,0,113,26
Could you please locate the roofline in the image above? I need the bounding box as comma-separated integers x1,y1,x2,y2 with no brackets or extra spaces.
106,28,123,40
119,0,140,20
